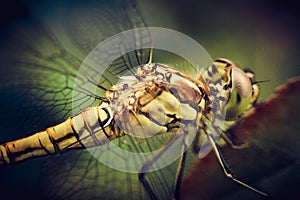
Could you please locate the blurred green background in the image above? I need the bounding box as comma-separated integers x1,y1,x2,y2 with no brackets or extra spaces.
141,0,300,100
0,0,299,109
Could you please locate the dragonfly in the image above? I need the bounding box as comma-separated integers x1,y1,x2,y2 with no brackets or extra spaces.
0,0,266,199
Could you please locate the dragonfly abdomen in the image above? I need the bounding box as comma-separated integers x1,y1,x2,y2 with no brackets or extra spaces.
0,105,115,165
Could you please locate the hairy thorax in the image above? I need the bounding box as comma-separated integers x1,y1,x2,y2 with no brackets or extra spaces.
106,63,208,138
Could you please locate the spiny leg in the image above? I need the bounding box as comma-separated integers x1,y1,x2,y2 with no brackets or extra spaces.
206,133,268,196
220,130,249,150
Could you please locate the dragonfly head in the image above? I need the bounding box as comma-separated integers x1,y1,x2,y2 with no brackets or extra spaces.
213,58,258,121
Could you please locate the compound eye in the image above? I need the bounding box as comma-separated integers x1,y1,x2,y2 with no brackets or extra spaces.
232,67,252,98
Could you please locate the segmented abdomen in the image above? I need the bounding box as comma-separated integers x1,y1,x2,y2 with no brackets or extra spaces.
0,104,115,165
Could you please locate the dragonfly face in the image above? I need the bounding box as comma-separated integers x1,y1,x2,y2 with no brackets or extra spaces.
211,58,253,121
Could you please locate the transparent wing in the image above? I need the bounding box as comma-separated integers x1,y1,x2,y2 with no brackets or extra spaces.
42,134,196,200
0,0,190,199
0,0,150,132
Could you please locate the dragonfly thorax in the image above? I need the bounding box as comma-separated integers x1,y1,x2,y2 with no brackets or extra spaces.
106,63,208,138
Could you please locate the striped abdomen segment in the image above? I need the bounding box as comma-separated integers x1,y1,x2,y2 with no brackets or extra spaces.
0,105,115,166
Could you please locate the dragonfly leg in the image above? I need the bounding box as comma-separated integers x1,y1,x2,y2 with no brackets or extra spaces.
138,133,188,200
206,134,268,196
220,131,249,149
